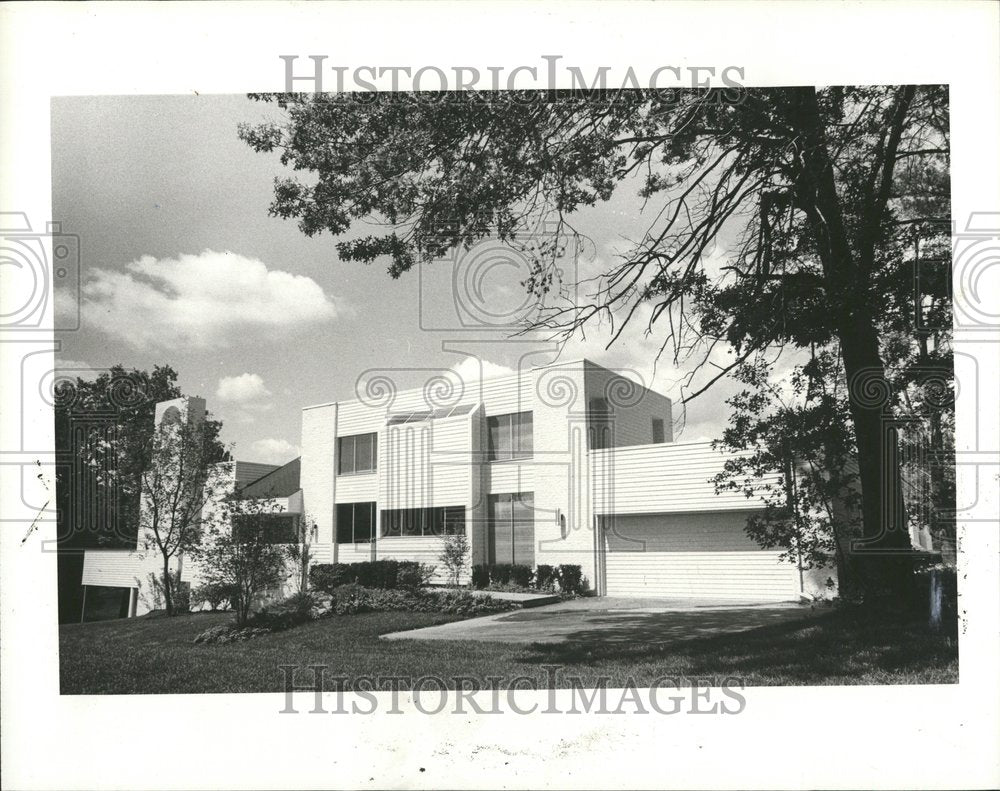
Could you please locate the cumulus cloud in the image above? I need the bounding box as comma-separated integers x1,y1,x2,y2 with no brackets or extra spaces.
78,250,339,350
250,437,300,465
449,357,516,384
216,373,271,403
215,372,273,424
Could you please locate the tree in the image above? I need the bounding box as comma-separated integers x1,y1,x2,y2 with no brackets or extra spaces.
713,351,862,594
192,495,301,626
438,532,470,588
240,87,952,600
55,365,227,548
55,365,228,621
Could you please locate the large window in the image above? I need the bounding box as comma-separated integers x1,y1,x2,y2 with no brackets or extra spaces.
487,411,533,461
380,505,466,538
233,513,301,544
336,501,376,544
488,492,535,566
337,432,377,475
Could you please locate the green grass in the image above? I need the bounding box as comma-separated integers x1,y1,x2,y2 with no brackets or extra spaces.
59,605,957,694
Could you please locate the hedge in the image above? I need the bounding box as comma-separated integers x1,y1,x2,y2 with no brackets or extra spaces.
469,563,585,594
309,560,427,593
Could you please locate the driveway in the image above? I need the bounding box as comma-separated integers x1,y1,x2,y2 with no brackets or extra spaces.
381,597,816,645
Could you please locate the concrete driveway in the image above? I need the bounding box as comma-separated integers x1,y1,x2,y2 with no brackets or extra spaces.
381,597,815,645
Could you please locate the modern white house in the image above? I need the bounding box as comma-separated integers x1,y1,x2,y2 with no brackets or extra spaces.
82,358,837,616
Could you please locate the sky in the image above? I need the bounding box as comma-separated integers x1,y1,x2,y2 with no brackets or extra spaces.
51,94,753,465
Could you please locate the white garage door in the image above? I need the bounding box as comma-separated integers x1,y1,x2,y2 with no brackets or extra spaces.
602,511,798,600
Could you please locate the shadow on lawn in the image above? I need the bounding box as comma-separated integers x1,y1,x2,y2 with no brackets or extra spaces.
512,606,959,683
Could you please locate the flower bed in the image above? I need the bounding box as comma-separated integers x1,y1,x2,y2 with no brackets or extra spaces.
192,585,516,644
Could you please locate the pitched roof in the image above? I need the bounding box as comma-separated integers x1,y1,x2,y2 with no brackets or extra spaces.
239,457,301,498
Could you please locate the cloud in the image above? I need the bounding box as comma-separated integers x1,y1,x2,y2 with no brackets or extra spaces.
250,437,301,465
216,373,271,403
78,250,339,350
216,372,273,424
449,357,516,384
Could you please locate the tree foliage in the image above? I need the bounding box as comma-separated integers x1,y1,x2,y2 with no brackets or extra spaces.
55,364,228,548
192,496,301,626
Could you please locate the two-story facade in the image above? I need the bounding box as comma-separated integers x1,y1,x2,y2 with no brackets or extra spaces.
298,358,813,599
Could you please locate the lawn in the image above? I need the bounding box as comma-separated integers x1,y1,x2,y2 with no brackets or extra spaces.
59,605,958,694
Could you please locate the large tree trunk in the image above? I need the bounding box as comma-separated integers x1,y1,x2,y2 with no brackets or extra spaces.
838,311,915,600
789,86,916,603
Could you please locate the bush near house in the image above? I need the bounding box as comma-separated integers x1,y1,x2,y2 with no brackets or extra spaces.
469,563,586,595
309,560,434,594
471,564,490,589
556,564,585,595
534,564,558,591
191,582,238,611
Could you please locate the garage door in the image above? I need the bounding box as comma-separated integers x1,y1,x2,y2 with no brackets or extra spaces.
602,511,798,600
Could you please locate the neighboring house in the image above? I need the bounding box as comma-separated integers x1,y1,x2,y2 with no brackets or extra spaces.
80,397,300,617
81,359,837,618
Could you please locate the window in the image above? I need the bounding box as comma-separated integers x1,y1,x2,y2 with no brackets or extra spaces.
488,492,534,566
380,505,466,538
233,513,301,544
336,502,375,544
652,418,665,444
337,432,377,475
386,404,474,424
487,411,533,461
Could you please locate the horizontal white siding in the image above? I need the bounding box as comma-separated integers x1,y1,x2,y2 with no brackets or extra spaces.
488,461,535,494
337,401,384,435
376,536,469,584
380,415,471,509
81,549,164,588
309,543,334,564
336,369,534,424
335,473,378,503
592,441,779,514
335,543,375,564
603,512,797,600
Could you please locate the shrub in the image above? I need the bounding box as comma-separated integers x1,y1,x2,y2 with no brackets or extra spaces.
510,564,533,588
193,623,272,644
489,564,513,585
534,565,557,591
309,563,350,594
331,582,369,615
370,560,397,589
471,565,489,589
312,560,436,592
397,561,435,589
192,581,236,611
557,564,584,595
282,590,319,620
438,532,470,587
